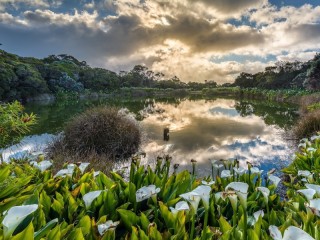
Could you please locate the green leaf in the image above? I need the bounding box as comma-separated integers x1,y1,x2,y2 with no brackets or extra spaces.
11,222,34,240
117,209,139,231
219,216,232,233
47,224,61,240
34,218,59,240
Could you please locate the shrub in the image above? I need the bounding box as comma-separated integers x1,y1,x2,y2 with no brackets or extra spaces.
0,101,36,148
49,106,141,160
293,109,320,139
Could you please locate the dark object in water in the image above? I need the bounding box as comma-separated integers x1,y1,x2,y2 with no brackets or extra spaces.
163,127,170,141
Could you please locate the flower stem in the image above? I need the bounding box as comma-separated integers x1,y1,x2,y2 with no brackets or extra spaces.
190,214,196,240
243,209,247,240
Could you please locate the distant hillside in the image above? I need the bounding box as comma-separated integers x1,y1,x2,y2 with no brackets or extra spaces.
0,50,319,102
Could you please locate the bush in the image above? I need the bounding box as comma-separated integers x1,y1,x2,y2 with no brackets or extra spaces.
293,109,320,139
50,106,141,160
0,101,36,148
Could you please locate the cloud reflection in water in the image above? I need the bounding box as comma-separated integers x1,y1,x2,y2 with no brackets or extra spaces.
141,99,295,176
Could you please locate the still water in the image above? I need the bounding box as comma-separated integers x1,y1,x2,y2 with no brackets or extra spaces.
25,97,298,176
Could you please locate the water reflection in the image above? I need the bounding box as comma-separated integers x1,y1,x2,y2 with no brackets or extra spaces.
141,99,297,176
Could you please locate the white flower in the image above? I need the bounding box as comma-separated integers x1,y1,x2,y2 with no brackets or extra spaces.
213,163,224,169
257,187,270,203
305,184,320,197
67,164,76,171
269,225,282,240
268,175,281,187
201,180,215,186
251,167,263,175
210,159,218,165
170,201,190,215
225,182,249,208
98,220,120,235
221,191,238,210
83,191,103,208
307,148,316,153
54,169,73,178
79,162,90,173
310,135,320,141
180,192,201,212
214,192,223,202
136,185,160,202
306,198,320,217
31,160,52,172
253,210,264,222
94,171,100,177
298,143,307,148
298,170,312,177
221,170,233,178
233,167,246,176
192,185,211,209
269,225,315,240
297,189,316,200
2,204,38,239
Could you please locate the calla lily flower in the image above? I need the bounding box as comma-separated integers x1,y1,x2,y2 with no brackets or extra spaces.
268,175,281,187
233,167,246,175
192,185,211,209
222,191,238,210
83,190,103,208
54,169,73,178
225,182,249,208
201,180,215,186
215,192,223,202
310,135,320,141
136,185,160,202
170,201,190,216
98,220,120,235
257,187,270,203
94,171,100,177
31,160,52,172
2,204,38,239
298,170,312,177
269,225,314,240
305,184,320,196
79,162,90,173
67,164,76,171
251,167,263,175
180,191,201,212
253,210,264,222
307,147,316,153
210,159,218,165
221,170,233,178
306,199,320,217
298,142,307,148
213,163,224,169
297,189,316,200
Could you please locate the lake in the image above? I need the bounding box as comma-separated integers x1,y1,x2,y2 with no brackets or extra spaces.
24,96,299,176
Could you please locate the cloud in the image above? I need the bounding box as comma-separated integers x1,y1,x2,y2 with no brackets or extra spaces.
0,0,320,83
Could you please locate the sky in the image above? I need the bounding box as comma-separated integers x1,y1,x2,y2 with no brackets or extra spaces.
0,0,320,83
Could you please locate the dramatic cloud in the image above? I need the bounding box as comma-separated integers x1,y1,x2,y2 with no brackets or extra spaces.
0,0,319,83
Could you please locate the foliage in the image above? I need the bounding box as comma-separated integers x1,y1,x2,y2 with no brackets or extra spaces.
0,101,36,148
49,106,141,159
233,56,320,91
0,135,320,239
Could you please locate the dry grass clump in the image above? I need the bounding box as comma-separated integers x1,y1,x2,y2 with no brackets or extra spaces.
293,109,320,139
48,106,141,169
299,93,320,114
